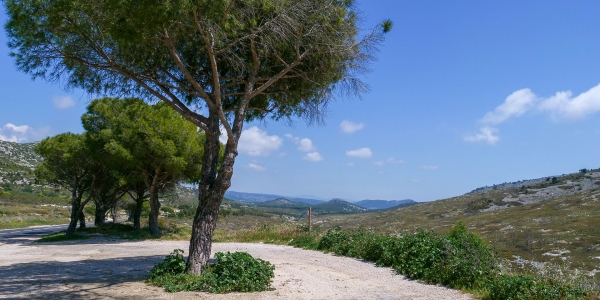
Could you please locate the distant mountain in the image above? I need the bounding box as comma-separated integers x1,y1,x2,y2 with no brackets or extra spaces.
312,199,369,214
224,191,325,205
243,198,369,216
254,198,310,208
354,199,417,210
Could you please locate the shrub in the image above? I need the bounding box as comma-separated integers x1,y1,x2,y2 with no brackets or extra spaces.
161,206,175,215
441,221,496,289
315,223,496,289
288,233,320,249
290,222,589,299
204,251,275,293
483,275,587,300
389,229,447,283
147,249,275,293
148,249,187,279
176,203,196,218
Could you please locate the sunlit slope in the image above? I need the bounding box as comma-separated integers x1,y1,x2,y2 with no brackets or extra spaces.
315,170,600,281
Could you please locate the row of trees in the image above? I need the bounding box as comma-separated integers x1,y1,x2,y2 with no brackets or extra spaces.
35,98,207,236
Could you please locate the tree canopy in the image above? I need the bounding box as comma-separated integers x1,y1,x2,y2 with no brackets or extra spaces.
5,0,390,273
34,132,96,235
82,97,205,235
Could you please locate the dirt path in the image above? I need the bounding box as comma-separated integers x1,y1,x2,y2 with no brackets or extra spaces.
0,237,472,299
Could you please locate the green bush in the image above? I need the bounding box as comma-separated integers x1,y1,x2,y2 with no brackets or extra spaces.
176,203,196,218
148,249,187,278
314,223,495,289
161,206,175,215
483,275,587,300
204,251,275,293
291,222,588,298
147,249,275,293
288,233,320,249
442,221,496,289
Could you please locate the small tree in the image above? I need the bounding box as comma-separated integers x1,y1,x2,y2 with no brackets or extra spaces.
34,133,96,236
82,97,204,235
5,0,390,273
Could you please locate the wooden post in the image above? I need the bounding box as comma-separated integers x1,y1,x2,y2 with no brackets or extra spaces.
308,207,312,232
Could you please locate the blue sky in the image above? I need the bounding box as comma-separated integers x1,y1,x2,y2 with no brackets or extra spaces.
1,1,600,201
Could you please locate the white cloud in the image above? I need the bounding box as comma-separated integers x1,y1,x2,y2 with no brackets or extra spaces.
481,89,537,124
421,165,438,170
346,162,355,167
387,157,404,164
346,147,372,158
246,163,266,171
464,127,500,145
297,138,315,152
538,83,600,120
340,120,364,134
373,156,404,166
303,152,323,162
0,123,50,142
374,157,404,166
238,126,283,156
285,134,317,152
412,179,421,183
53,96,76,110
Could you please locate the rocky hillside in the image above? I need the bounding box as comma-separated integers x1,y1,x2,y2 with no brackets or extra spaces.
0,140,42,186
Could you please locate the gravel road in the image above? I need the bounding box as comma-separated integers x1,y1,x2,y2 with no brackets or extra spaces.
0,236,472,299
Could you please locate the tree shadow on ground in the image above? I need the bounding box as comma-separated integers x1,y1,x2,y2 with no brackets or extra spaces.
0,255,166,300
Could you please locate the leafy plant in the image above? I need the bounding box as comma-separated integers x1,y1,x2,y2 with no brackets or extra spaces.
147,249,275,293
483,275,587,300
148,249,187,279
291,222,589,299
203,251,275,293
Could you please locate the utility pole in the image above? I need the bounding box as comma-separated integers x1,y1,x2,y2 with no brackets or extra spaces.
308,207,312,232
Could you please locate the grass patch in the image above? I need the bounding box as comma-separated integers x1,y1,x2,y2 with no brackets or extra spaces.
147,249,275,293
214,222,310,244
37,219,191,242
78,221,190,240
37,231,89,242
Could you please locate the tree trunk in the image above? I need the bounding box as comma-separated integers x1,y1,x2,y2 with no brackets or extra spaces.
148,183,161,236
131,184,146,231
94,203,106,226
187,190,223,273
66,177,96,235
78,211,86,229
111,205,118,223
187,116,236,274
66,189,81,236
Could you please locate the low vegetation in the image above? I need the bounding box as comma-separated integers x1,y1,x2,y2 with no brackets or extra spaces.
312,172,600,286
37,220,191,242
288,223,591,300
147,249,274,293
0,189,71,229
